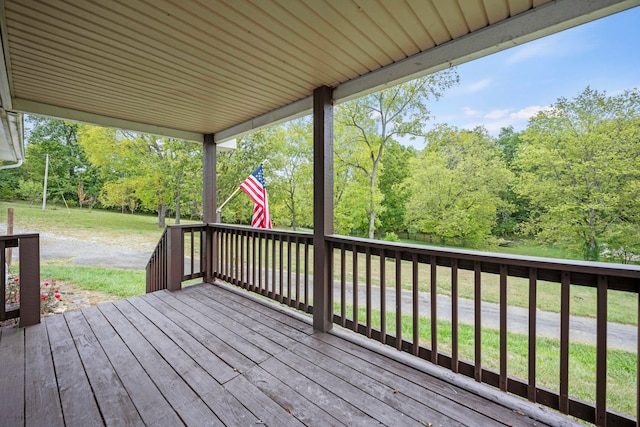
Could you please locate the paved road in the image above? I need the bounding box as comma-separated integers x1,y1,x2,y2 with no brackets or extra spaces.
336,283,637,352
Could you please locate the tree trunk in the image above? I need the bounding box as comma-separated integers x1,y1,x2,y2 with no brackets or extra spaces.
291,194,297,231
584,236,600,261
368,175,376,239
158,203,166,228
175,191,181,225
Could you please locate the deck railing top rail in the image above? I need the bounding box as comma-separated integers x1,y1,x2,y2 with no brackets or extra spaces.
326,234,640,290
209,223,313,240
0,233,39,242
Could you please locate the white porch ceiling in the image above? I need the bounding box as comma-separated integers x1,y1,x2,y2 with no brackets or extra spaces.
0,0,638,152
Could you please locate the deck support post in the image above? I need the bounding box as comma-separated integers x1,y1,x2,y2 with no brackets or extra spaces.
203,133,217,282
166,226,183,291
19,235,40,327
313,85,334,332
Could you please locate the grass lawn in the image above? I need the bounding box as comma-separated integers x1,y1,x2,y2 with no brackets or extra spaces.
337,303,637,418
40,263,146,298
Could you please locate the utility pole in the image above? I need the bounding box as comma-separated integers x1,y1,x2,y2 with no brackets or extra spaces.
6,207,13,270
42,153,49,211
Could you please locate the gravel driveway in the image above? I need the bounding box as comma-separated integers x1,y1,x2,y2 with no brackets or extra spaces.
3,225,151,270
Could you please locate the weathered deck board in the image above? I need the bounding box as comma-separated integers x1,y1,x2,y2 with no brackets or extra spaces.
46,314,104,426
81,305,183,425
64,310,143,426
0,282,578,426
24,321,64,427
0,325,27,426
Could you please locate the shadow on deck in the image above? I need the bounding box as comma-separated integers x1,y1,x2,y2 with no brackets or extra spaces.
0,282,579,426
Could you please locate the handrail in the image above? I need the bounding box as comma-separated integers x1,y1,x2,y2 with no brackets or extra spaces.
145,224,207,293
326,234,640,426
326,235,640,290
1,233,40,326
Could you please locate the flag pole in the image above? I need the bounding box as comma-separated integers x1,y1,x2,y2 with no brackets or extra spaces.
217,186,241,212
216,161,268,222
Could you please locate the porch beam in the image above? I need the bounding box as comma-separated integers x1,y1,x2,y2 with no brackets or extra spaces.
11,98,203,143
312,85,334,332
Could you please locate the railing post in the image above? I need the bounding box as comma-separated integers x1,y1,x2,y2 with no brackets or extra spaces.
313,85,334,332
166,226,183,291
19,235,40,327
203,133,217,283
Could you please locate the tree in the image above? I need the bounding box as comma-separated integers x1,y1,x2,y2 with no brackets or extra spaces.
268,119,313,230
404,125,513,248
516,87,640,260
23,116,101,206
0,166,26,200
377,141,416,237
335,70,459,239
494,127,530,237
77,126,202,227
216,130,271,225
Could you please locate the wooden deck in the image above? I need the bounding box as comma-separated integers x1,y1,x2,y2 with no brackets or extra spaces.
0,282,576,427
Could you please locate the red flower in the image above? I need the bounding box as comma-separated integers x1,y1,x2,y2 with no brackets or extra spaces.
40,295,47,300
54,289,59,293
44,282,49,286
54,294,61,299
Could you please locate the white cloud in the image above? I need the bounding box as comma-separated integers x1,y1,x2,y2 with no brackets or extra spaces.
453,104,551,135
484,109,509,119
509,105,548,119
463,106,479,116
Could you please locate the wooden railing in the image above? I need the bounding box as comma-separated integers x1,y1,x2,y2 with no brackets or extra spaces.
326,235,640,427
1,233,40,326
146,224,206,293
211,224,314,314
147,224,640,425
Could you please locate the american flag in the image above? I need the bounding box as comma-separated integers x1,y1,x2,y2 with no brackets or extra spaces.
239,164,272,229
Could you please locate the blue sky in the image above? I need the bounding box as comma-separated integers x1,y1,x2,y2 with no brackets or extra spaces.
416,6,640,143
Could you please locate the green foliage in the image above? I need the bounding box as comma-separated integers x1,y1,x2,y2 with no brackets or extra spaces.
602,222,640,263
0,165,26,199
516,87,640,260
217,128,281,225
23,116,101,206
404,125,513,248
268,119,314,230
17,179,42,204
77,126,202,226
335,69,459,238
4,84,638,264
40,264,145,298
381,231,399,242
377,142,416,236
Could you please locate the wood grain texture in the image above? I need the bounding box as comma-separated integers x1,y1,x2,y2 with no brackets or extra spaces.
46,314,103,426
1,282,568,426
23,322,65,427
0,326,27,426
